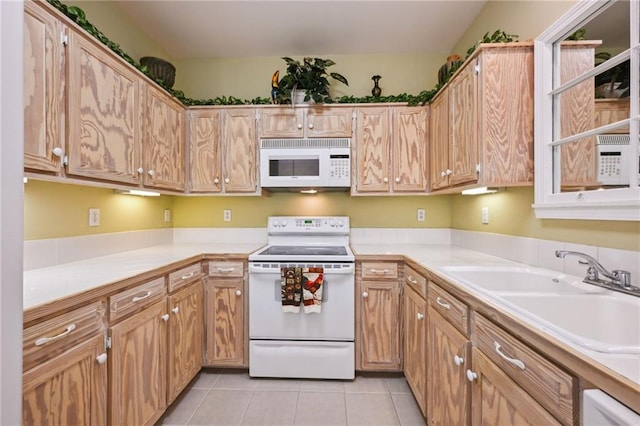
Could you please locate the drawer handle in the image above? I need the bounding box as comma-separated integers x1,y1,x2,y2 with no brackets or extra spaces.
436,297,451,310
407,275,418,284
453,355,464,366
466,369,477,382
216,267,236,273
416,313,424,320
35,323,76,346
494,341,526,370
132,291,152,303
180,271,195,280
96,353,108,364
369,268,390,274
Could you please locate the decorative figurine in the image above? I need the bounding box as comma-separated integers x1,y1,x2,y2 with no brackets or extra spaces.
371,75,382,97
271,70,279,104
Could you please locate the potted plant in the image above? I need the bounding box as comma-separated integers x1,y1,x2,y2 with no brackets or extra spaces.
594,52,630,98
277,57,349,104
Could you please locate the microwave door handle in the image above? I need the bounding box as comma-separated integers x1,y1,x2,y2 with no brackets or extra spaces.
273,279,329,303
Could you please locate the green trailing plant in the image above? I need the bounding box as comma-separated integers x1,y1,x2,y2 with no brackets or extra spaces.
465,30,519,58
276,57,349,104
566,28,586,41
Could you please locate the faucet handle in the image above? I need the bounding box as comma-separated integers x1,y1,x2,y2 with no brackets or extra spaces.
586,266,599,281
612,270,631,288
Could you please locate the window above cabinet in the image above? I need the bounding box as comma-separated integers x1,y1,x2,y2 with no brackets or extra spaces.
533,0,639,221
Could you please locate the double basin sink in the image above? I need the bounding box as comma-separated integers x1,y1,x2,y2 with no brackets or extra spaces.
440,265,640,356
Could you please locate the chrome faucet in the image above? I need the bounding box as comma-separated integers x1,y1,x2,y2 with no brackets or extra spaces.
555,250,637,295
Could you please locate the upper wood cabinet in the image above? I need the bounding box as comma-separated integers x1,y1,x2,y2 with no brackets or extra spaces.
23,0,65,174
143,84,185,191
188,109,222,192
594,99,630,134
259,106,353,138
429,43,534,192
353,105,428,194
66,28,143,185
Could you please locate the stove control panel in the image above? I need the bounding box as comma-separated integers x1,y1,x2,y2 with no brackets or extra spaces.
268,216,349,233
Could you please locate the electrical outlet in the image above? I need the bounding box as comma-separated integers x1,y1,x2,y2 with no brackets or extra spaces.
89,208,100,227
164,209,171,223
417,208,425,222
223,209,232,222
481,207,489,224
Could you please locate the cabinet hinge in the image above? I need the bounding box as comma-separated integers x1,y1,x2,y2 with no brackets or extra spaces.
105,336,112,350
474,64,480,75
61,31,68,46
475,163,481,174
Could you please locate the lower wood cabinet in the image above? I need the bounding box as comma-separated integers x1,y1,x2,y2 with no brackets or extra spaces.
403,284,427,416
204,261,246,366
109,299,168,426
22,301,107,426
167,280,203,404
427,306,470,426
357,261,402,371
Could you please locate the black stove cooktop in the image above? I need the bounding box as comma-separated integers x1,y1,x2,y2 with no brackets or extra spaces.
255,245,348,257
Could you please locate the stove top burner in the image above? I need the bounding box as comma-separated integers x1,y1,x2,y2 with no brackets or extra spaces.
255,245,348,257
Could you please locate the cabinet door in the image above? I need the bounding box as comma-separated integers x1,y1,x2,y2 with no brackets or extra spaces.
259,108,304,138
24,1,64,173
66,30,142,184
204,278,245,366
221,108,258,193
109,299,167,426
427,307,470,426
449,63,478,186
595,99,630,134
392,106,428,192
354,107,391,193
167,282,203,404
307,106,353,137
359,280,400,370
403,286,427,416
144,84,185,190
429,90,450,190
188,109,222,192
469,348,561,426
23,333,107,426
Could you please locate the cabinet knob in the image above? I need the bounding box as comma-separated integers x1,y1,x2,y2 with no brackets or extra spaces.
96,353,108,364
466,369,478,382
52,147,63,157
440,171,447,177
172,306,179,314
136,167,144,174
454,355,464,366
383,177,389,183
297,123,303,129
395,177,401,183
308,123,314,129
147,169,155,177
416,313,424,320
214,178,220,184
224,177,230,184
362,291,369,298
235,289,242,296
161,313,170,322
446,169,452,176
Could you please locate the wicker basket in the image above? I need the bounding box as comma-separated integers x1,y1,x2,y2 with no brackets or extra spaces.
140,56,176,88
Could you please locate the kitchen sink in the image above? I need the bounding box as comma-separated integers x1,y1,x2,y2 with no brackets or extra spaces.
441,266,601,294
499,293,640,354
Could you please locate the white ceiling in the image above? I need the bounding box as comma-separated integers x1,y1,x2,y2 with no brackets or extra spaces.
113,1,488,59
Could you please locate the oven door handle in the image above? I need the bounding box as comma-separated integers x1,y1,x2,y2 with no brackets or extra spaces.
274,279,329,302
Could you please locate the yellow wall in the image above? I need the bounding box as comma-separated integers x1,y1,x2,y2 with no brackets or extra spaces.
24,180,174,240
173,192,451,229
450,187,640,251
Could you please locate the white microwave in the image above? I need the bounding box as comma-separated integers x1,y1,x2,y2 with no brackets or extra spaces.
259,138,351,189
596,134,639,185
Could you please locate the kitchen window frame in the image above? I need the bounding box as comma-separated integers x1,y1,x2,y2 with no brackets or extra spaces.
533,0,640,221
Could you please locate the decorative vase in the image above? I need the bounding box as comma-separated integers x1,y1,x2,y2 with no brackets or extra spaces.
371,75,382,97
292,89,314,105
140,56,176,88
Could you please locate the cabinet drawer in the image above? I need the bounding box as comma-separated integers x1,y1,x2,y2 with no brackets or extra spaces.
405,266,427,298
473,313,576,424
428,283,468,335
109,277,166,323
209,261,244,278
361,262,398,279
168,262,203,292
23,301,105,372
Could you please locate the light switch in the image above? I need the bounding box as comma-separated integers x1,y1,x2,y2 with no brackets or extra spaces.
164,209,171,223
89,208,100,227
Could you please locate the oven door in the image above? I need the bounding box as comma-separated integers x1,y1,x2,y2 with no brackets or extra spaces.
248,262,354,340
259,148,330,188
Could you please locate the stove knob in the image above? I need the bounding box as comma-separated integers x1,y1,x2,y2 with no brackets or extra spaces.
337,220,344,227
329,220,336,227
281,220,288,227
272,220,279,228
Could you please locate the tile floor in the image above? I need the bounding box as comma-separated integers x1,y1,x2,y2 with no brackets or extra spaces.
157,369,426,426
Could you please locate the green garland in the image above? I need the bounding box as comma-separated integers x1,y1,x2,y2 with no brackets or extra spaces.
46,0,515,107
